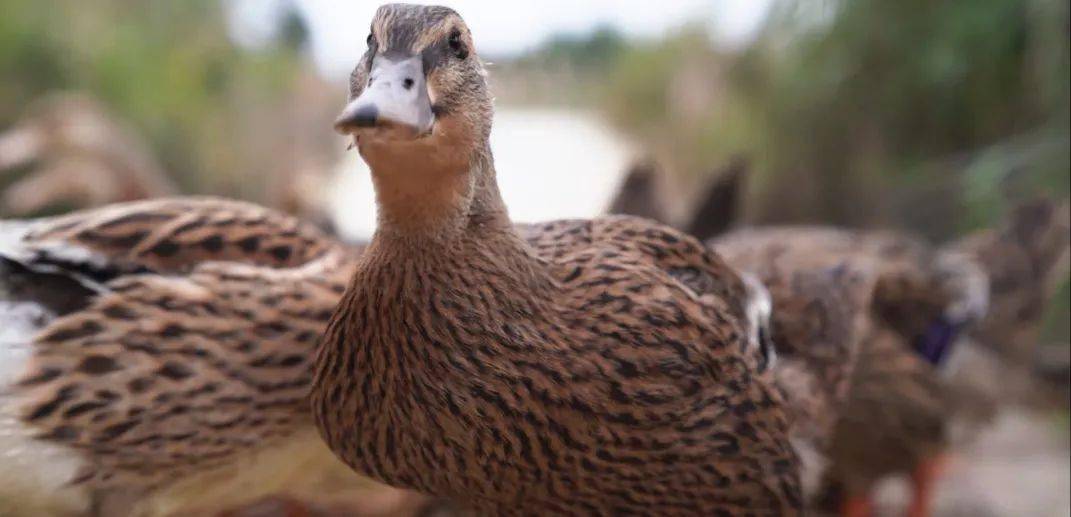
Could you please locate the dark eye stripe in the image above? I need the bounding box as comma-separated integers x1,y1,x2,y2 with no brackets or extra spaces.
421,39,449,74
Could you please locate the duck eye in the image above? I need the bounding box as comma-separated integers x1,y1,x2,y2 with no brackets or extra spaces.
448,29,467,59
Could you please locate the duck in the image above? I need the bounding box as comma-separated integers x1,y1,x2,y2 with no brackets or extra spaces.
312,4,802,515
908,198,1069,436
712,226,990,517
0,93,179,216
949,198,1069,368
606,156,747,242
0,197,395,516
710,235,877,501
0,93,337,232
943,198,1070,413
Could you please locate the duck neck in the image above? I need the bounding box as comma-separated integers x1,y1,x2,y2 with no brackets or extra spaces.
366,139,511,242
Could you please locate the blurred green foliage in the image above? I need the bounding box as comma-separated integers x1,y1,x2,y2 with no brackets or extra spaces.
514,0,1069,341
515,26,627,71
517,0,1068,233
0,0,310,197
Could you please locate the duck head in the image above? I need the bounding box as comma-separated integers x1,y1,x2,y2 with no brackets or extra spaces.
334,4,491,161
334,4,503,237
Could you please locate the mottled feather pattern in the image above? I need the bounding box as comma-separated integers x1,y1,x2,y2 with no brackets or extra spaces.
2,198,359,490
713,234,876,444
315,215,802,515
715,225,987,506
17,197,335,277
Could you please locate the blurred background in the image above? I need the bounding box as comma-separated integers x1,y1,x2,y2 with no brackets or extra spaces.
0,0,1067,515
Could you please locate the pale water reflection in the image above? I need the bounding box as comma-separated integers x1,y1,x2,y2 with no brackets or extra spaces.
328,108,634,241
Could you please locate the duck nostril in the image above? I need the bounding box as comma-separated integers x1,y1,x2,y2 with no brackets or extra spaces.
403,78,415,90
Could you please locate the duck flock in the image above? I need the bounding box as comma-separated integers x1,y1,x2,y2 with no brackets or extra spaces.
1,4,1068,517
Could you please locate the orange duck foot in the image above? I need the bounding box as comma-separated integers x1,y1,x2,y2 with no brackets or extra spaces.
908,454,950,517
841,495,872,517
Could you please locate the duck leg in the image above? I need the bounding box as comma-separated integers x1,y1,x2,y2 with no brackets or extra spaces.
907,455,948,517
840,494,872,517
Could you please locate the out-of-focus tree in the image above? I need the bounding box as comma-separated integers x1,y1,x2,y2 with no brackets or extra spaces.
740,0,1069,232
492,26,629,106
518,26,628,70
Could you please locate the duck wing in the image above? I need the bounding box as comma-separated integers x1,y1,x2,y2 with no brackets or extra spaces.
2,196,335,281
823,324,952,495
519,215,802,513
1,198,354,492
714,226,992,510
521,216,777,373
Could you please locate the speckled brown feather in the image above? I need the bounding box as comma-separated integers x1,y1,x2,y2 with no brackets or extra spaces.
316,216,801,515
712,235,876,448
10,197,336,274
3,197,358,490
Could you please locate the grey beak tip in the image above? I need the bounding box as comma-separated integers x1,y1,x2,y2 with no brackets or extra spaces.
334,105,379,133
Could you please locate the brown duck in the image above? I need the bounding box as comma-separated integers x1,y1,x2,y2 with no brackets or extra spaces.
951,198,1070,368
0,198,365,515
714,226,990,517
606,157,747,242
312,4,801,515
712,235,878,501
0,93,179,215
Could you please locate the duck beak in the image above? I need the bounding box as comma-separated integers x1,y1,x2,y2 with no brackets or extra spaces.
334,54,434,141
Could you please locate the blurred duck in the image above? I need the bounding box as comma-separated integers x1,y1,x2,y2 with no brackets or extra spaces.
605,157,669,223
926,198,1070,419
950,198,1070,369
313,4,802,514
712,241,878,501
0,93,179,215
607,157,747,242
712,227,990,517
0,93,337,232
683,157,747,242
0,198,417,516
